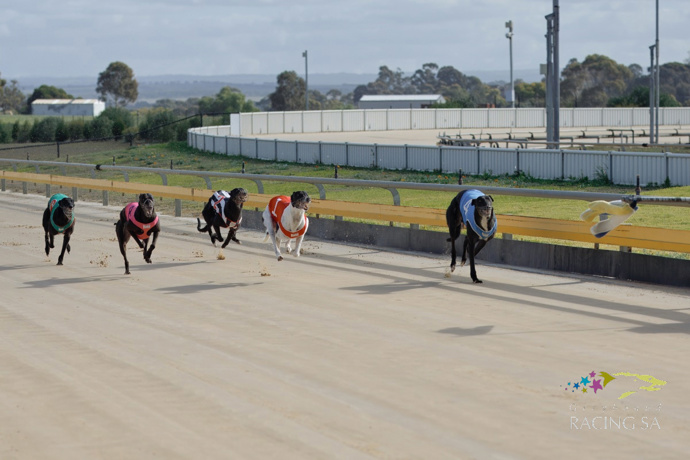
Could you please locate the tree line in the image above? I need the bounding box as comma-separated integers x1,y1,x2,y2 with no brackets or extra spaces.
2,54,690,143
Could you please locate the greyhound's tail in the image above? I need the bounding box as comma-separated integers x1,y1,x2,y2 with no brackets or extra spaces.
196,217,208,233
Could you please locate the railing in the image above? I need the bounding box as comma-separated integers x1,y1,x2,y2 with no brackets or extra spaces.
2,165,690,254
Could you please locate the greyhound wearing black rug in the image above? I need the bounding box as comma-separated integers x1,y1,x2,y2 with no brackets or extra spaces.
115,193,160,275
262,191,310,261
446,189,497,283
197,188,248,248
42,193,75,265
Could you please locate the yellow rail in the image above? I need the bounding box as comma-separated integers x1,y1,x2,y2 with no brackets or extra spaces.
4,170,690,253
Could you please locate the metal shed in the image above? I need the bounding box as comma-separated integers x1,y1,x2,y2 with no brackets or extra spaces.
31,99,106,117
357,95,445,109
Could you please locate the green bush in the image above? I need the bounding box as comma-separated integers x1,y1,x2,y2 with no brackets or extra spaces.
67,119,86,140
0,123,10,143
55,119,69,142
99,107,134,137
13,120,33,143
138,109,177,142
30,117,60,142
88,116,114,139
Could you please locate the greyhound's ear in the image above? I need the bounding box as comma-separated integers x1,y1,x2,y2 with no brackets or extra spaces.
486,195,493,202
471,198,478,206
138,193,145,201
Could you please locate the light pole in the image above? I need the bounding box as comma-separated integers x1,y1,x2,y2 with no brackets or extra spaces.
302,50,309,111
505,20,514,109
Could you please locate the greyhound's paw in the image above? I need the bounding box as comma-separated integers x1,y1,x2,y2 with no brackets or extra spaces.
444,268,452,278
49,242,55,249
472,279,483,284
57,260,63,266
233,238,241,245
145,258,152,264
460,260,467,267
450,264,456,272
66,244,71,253
277,255,284,261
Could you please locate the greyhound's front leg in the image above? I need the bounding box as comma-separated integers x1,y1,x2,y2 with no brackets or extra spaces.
57,233,71,265
144,232,158,263
131,233,145,249
45,231,52,256
272,233,283,261
292,235,305,257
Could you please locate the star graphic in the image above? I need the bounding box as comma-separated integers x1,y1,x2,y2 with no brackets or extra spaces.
600,372,616,387
590,378,604,394
589,371,597,378
580,376,591,387
573,382,580,389
582,388,588,393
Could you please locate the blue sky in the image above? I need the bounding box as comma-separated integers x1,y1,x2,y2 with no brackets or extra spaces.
0,0,686,80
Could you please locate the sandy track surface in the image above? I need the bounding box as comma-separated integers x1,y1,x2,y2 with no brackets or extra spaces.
1,191,689,460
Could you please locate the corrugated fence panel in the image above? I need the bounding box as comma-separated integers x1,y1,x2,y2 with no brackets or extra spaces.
320,142,347,165
632,108,650,127
376,145,407,170
560,109,573,128
663,107,690,125
343,111,365,132
489,109,515,129
364,111,387,131
479,149,516,176
276,140,298,163
668,154,690,186
257,139,277,161
441,147,480,174
297,142,320,163
303,112,322,133
612,153,665,186
407,146,440,172
321,111,343,132
240,113,253,136
603,108,633,127
573,109,603,127
284,112,303,133
563,151,609,180
239,138,257,158
346,143,376,168
516,108,545,128
411,110,435,129
520,150,562,179
213,136,225,154
227,137,240,155
267,112,284,134
387,110,411,130
436,109,462,129
463,110,490,129
250,113,269,135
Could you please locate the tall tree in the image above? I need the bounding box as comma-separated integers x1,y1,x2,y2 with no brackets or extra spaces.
96,61,139,107
27,85,74,106
0,74,26,114
198,86,257,114
268,71,306,111
560,55,633,107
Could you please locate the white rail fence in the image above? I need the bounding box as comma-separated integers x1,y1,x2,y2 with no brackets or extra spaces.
188,129,690,187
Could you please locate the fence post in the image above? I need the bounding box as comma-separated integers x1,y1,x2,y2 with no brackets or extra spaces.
72,187,78,202
56,142,60,158
103,190,109,206
175,199,182,217
45,184,51,197
1,179,5,191
23,182,27,194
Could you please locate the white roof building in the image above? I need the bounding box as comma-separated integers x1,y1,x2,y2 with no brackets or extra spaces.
31,99,106,117
357,94,445,109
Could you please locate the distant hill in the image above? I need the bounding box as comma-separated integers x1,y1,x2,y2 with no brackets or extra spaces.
15,69,540,105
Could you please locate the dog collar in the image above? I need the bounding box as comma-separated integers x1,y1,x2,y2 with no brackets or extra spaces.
211,191,240,228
